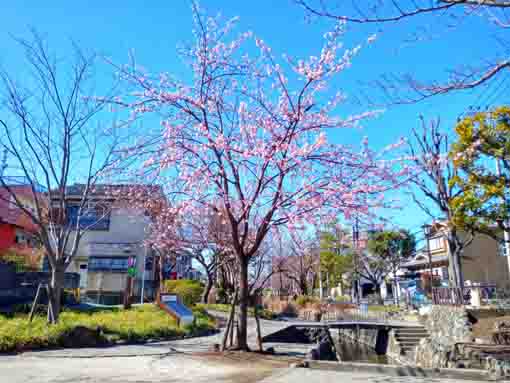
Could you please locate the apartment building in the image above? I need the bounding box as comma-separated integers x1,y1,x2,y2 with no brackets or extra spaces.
53,184,158,305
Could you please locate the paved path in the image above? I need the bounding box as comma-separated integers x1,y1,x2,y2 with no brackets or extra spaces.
260,369,489,383
0,355,490,383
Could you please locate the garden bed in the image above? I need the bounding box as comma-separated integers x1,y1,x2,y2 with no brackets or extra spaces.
0,304,215,353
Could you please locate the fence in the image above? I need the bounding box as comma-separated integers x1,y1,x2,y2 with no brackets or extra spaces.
0,263,17,289
317,305,392,324
432,285,502,307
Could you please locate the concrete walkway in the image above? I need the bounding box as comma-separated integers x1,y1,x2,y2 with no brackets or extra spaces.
0,311,490,382
260,368,490,383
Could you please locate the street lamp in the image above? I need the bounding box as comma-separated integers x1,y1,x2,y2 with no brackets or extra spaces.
422,224,433,295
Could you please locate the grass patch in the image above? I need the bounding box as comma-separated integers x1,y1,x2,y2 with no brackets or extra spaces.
196,303,278,320
0,304,215,353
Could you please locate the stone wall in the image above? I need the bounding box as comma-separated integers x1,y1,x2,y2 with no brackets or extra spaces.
335,328,380,350
386,330,414,365
415,306,473,368
334,327,392,358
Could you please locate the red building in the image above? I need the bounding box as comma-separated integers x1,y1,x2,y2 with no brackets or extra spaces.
0,186,39,253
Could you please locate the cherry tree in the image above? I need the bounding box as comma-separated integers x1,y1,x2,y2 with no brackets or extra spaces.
150,203,233,303
115,3,405,350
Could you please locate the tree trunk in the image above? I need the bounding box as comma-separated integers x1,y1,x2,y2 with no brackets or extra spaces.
48,266,65,323
452,250,464,289
375,283,383,305
447,232,464,288
299,277,308,296
202,274,214,304
237,258,250,351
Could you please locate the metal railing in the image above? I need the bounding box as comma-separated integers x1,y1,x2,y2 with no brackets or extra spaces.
432,285,501,306
299,306,392,324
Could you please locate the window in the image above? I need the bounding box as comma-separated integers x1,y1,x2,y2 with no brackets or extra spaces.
14,231,30,245
499,241,509,257
145,256,153,271
88,257,129,272
66,203,110,231
428,237,443,251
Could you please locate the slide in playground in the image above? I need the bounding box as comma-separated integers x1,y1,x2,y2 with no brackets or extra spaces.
158,293,194,326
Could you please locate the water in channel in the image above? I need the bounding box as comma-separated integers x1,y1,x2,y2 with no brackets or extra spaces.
335,339,389,364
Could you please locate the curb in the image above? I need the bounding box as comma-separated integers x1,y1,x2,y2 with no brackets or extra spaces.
6,329,220,358
305,360,494,381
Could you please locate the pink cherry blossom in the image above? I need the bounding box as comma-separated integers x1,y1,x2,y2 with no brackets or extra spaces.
113,2,407,349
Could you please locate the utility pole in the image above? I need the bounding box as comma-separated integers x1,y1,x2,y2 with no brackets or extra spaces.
318,235,323,301
422,224,433,295
496,159,510,276
140,248,146,304
352,216,362,304
317,215,323,300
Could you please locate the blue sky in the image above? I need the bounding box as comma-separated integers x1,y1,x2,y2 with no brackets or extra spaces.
0,1,506,236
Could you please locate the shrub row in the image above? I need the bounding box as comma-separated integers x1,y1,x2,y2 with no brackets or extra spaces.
0,304,214,353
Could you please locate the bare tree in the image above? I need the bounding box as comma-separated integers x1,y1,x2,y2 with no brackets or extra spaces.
296,0,510,104
407,117,475,288
0,32,121,322
272,236,318,296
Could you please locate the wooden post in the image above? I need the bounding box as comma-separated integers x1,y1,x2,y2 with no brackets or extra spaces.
222,290,238,351
235,320,240,349
254,304,263,352
326,327,342,361
28,283,44,322
229,319,235,348
46,284,55,324
123,275,132,309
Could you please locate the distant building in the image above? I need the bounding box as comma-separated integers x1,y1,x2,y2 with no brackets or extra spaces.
162,253,202,281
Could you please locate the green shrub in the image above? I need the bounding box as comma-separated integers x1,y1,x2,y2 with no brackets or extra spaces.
163,280,204,306
368,304,400,313
335,295,351,302
196,303,277,320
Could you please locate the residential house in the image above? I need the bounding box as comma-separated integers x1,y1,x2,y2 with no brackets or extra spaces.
51,184,160,305
400,222,510,289
0,182,40,253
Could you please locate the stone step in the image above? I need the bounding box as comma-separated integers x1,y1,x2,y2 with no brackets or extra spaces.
396,333,427,337
395,331,429,338
397,339,420,344
395,327,428,333
396,334,425,338
395,335,427,343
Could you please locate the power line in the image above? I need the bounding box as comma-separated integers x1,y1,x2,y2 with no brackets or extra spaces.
485,73,510,108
